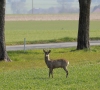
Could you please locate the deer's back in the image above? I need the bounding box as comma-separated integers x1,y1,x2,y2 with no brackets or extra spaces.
48,59,68,68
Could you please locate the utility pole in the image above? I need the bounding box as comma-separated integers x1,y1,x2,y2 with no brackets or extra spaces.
32,0,33,14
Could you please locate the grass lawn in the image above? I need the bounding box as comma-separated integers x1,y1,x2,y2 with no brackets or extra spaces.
5,20,100,45
0,46,100,90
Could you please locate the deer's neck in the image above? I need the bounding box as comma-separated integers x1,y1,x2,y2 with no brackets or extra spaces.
45,54,50,65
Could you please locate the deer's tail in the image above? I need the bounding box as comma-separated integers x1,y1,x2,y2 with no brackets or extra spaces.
68,61,69,65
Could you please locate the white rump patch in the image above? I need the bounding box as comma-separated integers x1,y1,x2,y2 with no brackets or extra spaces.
68,61,69,65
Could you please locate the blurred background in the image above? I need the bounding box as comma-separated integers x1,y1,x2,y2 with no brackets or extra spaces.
6,0,100,14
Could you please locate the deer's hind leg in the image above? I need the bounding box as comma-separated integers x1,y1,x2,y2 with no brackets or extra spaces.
63,67,68,78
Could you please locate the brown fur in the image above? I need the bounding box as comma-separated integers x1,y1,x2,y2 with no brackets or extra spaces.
43,49,69,78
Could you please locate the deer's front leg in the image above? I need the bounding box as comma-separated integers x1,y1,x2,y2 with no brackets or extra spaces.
49,68,53,78
49,68,51,78
51,69,53,78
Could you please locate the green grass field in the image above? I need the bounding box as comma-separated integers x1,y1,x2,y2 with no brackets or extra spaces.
2,19,100,89
5,20,100,45
0,46,100,90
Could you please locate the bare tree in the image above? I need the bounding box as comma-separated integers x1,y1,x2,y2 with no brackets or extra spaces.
57,0,68,13
0,0,11,61
8,0,26,14
77,0,91,50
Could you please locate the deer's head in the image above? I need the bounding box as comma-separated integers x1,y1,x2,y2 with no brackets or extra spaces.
43,49,51,57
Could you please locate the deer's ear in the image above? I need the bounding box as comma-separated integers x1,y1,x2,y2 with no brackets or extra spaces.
49,50,51,53
43,49,45,52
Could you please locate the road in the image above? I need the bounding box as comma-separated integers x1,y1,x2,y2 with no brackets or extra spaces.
6,41,100,51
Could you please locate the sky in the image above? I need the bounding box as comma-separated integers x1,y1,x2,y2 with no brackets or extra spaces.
26,0,62,9
6,0,100,14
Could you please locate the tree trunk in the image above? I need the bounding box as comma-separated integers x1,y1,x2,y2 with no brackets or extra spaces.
77,0,91,50
0,0,11,61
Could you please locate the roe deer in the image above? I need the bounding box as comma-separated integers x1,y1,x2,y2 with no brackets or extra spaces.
43,49,69,78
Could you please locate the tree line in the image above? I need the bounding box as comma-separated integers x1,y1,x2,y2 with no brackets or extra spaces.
7,0,97,14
